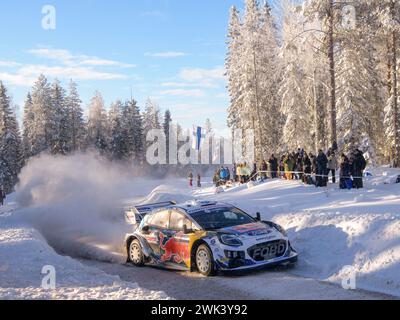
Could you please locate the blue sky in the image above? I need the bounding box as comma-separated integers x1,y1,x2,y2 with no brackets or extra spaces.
0,0,278,130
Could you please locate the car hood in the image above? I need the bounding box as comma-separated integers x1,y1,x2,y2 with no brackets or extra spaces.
218,222,274,237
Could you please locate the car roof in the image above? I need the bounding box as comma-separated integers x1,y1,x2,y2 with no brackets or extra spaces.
173,200,232,215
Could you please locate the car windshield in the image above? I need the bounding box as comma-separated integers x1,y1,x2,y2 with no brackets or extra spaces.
190,207,255,230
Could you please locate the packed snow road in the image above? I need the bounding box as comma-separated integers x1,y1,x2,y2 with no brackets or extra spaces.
81,259,393,300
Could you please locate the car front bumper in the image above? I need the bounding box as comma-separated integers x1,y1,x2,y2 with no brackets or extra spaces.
215,248,298,272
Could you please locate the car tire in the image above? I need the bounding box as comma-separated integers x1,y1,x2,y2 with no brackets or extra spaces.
196,244,215,276
128,239,145,267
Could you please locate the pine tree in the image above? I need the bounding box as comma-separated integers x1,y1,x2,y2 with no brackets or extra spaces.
336,2,384,159
30,74,52,155
50,79,70,155
122,99,144,163
163,110,172,164
87,91,108,154
280,2,312,151
226,5,243,131
143,98,161,151
0,82,23,193
66,80,86,152
107,100,125,160
22,93,34,159
370,0,400,165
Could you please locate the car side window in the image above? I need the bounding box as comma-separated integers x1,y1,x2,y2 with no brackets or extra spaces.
150,210,170,229
170,211,192,231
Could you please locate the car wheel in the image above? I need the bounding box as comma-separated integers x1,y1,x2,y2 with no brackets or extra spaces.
129,239,145,267
196,244,215,276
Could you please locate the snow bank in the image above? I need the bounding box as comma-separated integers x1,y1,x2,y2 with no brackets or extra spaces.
0,221,169,300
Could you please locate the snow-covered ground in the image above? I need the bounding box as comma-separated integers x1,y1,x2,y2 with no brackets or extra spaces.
1,154,399,299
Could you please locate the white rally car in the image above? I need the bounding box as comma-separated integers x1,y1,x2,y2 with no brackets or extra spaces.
124,200,298,276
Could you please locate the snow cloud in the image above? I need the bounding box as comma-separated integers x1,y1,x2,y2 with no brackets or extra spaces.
14,153,140,262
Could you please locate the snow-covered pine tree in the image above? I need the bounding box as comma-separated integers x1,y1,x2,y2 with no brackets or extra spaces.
163,110,172,164
143,98,161,151
50,79,70,155
303,0,342,148
226,1,282,160
257,2,283,156
122,98,144,163
86,91,108,154
335,1,385,161
66,80,86,152
370,0,400,166
22,93,34,159
30,74,53,156
107,100,125,160
0,81,23,193
280,2,312,151
226,5,243,131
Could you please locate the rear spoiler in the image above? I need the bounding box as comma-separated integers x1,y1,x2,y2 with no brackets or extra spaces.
125,201,176,225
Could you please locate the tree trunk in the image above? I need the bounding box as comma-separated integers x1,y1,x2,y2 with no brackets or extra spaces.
390,0,399,167
391,30,399,166
328,0,337,149
253,50,263,161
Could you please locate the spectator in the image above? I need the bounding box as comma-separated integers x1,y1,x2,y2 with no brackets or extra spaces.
339,154,352,190
188,172,194,187
327,149,338,184
269,154,278,179
352,149,367,189
316,150,328,187
0,186,5,206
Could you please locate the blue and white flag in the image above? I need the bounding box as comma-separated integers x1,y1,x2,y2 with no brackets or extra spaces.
192,126,205,151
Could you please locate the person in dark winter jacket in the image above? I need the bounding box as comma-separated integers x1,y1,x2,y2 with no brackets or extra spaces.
303,153,312,184
268,154,278,179
295,155,304,180
261,160,268,181
251,163,258,181
232,163,237,182
352,149,367,189
0,186,5,206
188,172,194,187
339,154,352,189
197,174,201,188
327,148,338,184
316,150,328,187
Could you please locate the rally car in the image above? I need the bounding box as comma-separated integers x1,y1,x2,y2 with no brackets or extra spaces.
124,200,298,276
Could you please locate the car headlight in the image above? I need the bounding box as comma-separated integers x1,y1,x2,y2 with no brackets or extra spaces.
219,234,243,247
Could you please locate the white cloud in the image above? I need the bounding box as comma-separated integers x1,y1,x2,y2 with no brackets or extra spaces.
0,48,133,87
179,66,225,82
159,89,205,98
0,61,22,68
28,48,135,68
145,52,188,58
160,81,215,89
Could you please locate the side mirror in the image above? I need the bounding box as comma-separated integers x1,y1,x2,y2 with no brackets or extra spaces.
256,212,261,221
142,225,150,234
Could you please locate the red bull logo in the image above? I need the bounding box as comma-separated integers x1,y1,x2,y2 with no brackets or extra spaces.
159,232,190,264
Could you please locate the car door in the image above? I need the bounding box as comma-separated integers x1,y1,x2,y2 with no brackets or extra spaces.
166,210,193,268
144,210,171,258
